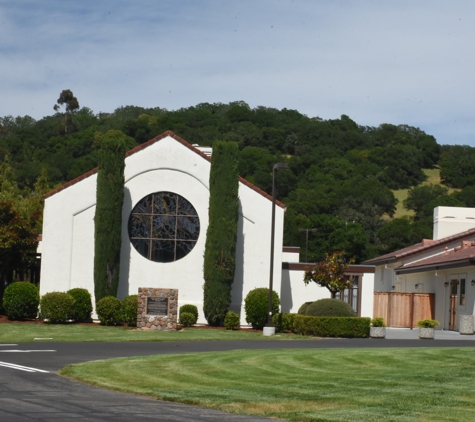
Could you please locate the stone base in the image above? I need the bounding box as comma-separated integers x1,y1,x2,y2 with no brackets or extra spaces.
263,326,275,336
136,288,178,331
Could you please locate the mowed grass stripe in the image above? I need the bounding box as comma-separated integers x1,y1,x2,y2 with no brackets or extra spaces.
0,323,303,342
60,348,475,421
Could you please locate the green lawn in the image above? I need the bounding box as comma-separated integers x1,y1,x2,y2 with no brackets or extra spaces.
60,347,475,422
0,323,301,343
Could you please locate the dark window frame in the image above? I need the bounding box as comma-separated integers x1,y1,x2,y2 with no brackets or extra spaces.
335,274,360,316
128,191,200,263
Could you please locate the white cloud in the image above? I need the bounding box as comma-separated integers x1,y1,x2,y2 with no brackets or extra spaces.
0,0,474,145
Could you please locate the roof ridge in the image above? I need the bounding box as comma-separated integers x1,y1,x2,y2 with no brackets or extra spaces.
397,227,475,259
44,130,285,208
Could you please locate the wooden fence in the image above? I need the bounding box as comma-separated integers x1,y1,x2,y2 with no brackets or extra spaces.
373,292,435,328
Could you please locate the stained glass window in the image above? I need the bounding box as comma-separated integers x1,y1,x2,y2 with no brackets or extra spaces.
128,192,200,262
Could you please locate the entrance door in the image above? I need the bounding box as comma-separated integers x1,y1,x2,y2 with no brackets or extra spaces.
449,280,458,331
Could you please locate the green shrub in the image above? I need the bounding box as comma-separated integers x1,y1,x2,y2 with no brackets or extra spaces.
123,295,138,326
40,292,75,323
417,319,439,328
293,315,371,338
179,304,198,324
305,298,355,317
371,317,386,327
179,312,196,327
224,311,240,330
96,296,123,326
244,287,280,330
67,288,93,322
298,302,313,315
2,282,39,320
272,312,297,332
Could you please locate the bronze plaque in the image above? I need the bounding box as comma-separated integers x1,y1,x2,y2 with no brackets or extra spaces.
147,297,169,316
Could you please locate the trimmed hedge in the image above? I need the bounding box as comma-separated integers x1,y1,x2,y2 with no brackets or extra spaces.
40,292,75,323
292,315,371,338
224,311,240,330
96,296,123,326
179,312,196,327
272,312,297,332
123,295,138,326
179,304,198,324
244,287,280,330
305,298,355,317
2,282,39,320
67,288,93,322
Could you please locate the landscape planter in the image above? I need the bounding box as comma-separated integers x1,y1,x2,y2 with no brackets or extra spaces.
419,327,435,339
370,327,386,338
459,315,474,335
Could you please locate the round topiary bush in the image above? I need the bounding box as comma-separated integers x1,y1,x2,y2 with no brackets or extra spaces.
298,301,313,315
224,311,240,330
2,281,39,320
179,312,196,327
123,294,138,326
305,298,355,317
244,287,280,330
179,304,198,324
40,292,75,323
67,288,93,322
96,296,123,326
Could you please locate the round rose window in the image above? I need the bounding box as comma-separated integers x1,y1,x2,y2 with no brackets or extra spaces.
128,192,200,262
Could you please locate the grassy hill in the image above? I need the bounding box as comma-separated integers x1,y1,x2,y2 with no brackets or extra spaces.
392,168,457,218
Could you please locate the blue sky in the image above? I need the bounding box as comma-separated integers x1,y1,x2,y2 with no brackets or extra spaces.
1,0,474,146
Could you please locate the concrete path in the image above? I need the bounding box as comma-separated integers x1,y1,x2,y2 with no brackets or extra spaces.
385,327,475,340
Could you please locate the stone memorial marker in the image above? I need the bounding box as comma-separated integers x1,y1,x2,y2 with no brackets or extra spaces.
137,288,178,331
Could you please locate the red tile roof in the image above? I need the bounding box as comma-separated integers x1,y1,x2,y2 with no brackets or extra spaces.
363,227,475,265
44,130,285,208
396,241,475,272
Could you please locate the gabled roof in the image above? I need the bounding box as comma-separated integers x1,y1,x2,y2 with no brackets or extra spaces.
363,227,475,266
44,130,285,208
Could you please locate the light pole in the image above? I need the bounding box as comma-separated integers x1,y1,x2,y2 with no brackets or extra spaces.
298,228,317,262
264,162,288,336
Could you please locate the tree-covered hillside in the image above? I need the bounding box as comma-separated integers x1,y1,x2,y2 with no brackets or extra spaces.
1,95,474,265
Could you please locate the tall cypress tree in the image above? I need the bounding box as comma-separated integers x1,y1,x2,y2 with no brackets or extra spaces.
93,130,129,303
203,141,240,326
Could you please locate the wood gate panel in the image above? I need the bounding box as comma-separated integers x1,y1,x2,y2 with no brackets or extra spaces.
412,294,435,328
391,293,412,327
373,292,390,323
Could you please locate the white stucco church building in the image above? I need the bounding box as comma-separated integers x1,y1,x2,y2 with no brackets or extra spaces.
39,131,375,324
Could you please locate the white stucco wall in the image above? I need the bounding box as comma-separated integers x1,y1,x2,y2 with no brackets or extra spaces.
280,266,374,317
280,268,331,314
40,172,98,302
40,135,284,325
359,272,374,318
282,248,300,263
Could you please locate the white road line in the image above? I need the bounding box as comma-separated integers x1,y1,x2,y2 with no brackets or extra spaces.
0,344,18,347
0,350,56,353
0,361,49,373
